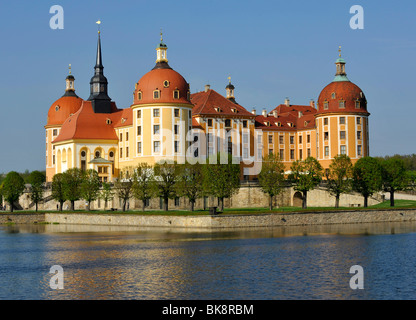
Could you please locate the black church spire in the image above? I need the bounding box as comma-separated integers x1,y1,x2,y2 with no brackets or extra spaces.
88,24,112,113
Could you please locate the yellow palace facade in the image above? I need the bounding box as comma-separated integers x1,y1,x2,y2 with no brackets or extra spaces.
45,32,370,182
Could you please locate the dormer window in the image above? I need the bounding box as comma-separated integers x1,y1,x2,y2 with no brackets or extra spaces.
331,92,336,99
106,118,112,125
163,80,170,88
288,122,293,127
153,90,160,99
264,121,270,126
339,100,345,108
137,91,142,100
214,107,222,113
324,101,329,110
276,122,281,127
173,90,180,99
231,108,238,113
55,105,60,112
355,100,360,109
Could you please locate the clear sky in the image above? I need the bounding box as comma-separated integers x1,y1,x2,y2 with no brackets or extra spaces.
0,0,415,173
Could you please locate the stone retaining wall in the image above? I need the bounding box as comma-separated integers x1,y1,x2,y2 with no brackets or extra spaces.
2,209,414,229
0,213,45,224
0,209,416,228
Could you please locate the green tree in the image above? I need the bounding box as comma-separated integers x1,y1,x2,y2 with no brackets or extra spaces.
176,162,204,211
28,170,46,212
62,168,84,211
326,154,353,208
352,157,383,207
114,168,133,212
51,173,66,211
258,153,285,210
154,161,180,211
289,157,323,209
381,157,409,207
80,169,100,211
203,153,240,212
99,182,114,210
132,163,156,211
2,171,25,212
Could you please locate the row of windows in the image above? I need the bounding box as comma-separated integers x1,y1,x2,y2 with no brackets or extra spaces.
323,116,362,126
268,134,311,145
136,90,190,100
206,119,249,128
267,148,311,161
136,108,192,119
322,100,361,109
324,145,362,156
119,141,181,157
324,131,362,140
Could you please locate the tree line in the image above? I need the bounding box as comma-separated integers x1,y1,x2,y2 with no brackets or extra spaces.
1,154,415,212
0,154,240,213
258,153,416,210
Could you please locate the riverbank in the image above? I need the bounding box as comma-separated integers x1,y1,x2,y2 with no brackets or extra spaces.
1,207,416,228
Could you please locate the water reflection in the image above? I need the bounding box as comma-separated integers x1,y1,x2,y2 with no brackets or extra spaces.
1,221,416,300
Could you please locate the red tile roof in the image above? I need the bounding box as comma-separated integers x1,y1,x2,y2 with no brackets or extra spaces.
317,81,369,116
52,101,123,143
191,89,255,118
134,68,192,105
255,104,317,130
46,96,84,126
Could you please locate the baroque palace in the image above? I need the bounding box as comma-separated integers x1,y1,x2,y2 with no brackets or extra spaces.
45,31,370,183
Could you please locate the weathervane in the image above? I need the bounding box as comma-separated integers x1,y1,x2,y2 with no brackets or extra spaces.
96,20,101,34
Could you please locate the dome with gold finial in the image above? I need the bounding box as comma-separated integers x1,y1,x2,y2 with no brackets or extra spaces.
317,46,369,116
132,32,191,106
46,66,83,126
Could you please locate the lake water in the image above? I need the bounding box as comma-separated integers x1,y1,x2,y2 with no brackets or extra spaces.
1,221,416,300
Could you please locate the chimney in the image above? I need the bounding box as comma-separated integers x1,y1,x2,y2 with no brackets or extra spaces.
205,84,210,92
285,97,290,106
251,108,256,115
262,108,267,117
310,99,315,108
273,110,278,118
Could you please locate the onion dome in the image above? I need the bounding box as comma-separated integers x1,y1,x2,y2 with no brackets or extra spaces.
225,76,237,104
132,33,191,105
317,47,369,116
46,68,83,126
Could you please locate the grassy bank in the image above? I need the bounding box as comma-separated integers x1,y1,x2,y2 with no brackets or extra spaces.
3,200,416,216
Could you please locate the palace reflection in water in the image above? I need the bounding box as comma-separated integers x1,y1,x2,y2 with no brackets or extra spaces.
1,222,416,300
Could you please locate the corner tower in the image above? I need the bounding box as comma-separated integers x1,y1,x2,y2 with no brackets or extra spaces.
45,66,84,181
315,47,370,168
129,32,193,166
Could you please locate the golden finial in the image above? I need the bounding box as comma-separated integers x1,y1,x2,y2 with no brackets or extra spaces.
68,63,71,75
96,20,101,34
338,45,342,58
160,28,163,42
228,76,231,84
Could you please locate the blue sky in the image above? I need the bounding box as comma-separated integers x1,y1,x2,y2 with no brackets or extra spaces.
0,0,415,172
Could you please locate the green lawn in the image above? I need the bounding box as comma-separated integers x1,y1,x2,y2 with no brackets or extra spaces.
3,200,416,216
